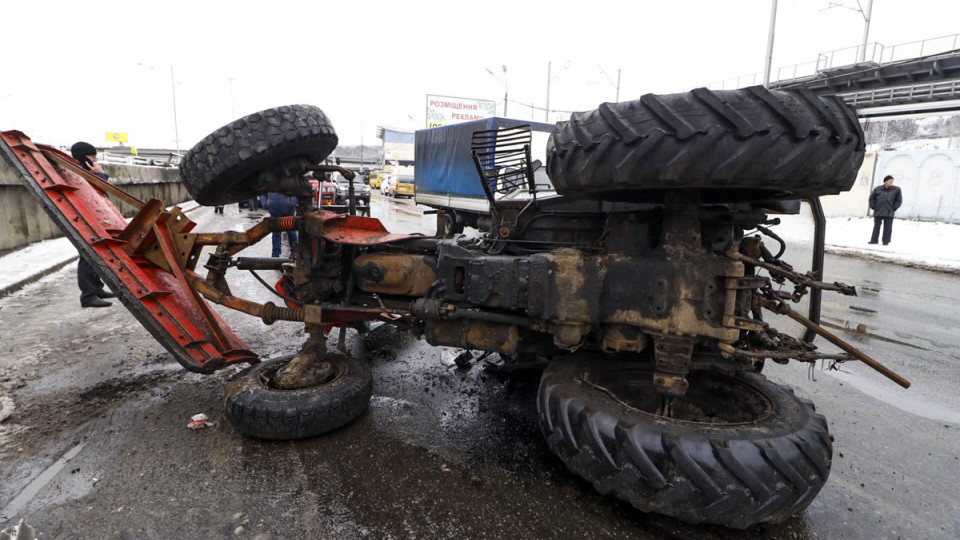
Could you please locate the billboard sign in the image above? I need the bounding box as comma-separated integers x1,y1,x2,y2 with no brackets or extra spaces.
426,95,496,128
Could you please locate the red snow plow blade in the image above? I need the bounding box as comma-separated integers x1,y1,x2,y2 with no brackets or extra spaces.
0,131,257,373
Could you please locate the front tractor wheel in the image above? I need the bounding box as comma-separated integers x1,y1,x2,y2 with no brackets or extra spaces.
179,104,338,205
537,357,832,529
224,354,372,440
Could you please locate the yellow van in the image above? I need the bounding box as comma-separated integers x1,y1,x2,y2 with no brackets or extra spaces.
369,170,386,189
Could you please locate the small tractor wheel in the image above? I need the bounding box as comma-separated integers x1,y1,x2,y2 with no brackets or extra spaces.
537,357,832,528
179,104,338,205
546,86,864,203
224,353,372,440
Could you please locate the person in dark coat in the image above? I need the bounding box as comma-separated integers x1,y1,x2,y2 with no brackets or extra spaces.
70,142,117,308
868,175,903,246
264,193,298,257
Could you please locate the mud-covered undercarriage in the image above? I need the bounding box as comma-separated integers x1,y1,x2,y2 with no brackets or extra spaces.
2,86,911,529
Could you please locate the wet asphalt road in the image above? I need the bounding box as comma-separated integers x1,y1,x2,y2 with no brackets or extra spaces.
1,193,958,539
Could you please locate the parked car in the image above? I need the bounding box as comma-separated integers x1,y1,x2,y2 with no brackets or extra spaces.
331,172,370,205
383,174,414,198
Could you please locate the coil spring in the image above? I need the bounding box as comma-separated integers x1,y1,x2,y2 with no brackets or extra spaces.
267,216,297,232
260,301,304,325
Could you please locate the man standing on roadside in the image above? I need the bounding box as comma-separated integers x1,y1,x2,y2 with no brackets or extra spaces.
70,142,117,308
869,175,903,246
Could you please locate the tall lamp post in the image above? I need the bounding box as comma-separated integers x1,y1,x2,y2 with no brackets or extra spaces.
857,0,875,63
136,63,181,154
763,0,779,88
545,61,569,122
170,66,180,155
486,65,508,117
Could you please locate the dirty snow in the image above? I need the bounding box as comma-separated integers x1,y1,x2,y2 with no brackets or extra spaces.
772,215,960,271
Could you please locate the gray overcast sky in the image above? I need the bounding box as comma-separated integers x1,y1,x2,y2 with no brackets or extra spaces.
3,0,959,151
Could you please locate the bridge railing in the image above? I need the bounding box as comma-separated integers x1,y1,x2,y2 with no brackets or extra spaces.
706,32,960,90
843,80,960,107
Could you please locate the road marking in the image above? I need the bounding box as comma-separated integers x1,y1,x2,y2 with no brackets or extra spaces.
1,442,85,521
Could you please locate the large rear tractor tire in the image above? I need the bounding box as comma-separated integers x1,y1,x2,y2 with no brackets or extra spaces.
179,104,338,205
546,86,864,203
224,353,372,440
537,357,832,528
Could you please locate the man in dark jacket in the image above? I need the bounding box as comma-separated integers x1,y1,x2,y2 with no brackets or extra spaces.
70,142,117,307
869,175,903,246
264,193,298,257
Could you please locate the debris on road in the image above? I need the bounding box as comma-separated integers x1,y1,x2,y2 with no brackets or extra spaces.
187,413,214,430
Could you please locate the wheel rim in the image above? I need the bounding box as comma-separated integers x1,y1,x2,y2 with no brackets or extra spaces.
582,367,774,425
257,359,343,390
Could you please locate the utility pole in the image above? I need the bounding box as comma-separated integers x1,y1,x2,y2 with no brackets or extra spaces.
170,65,180,155
615,69,621,102
823,0,875,64
859,0,875,63
485,66,509,117
546,61,551,122
763,0,779,88
598,65,621,102
545,61,569,122
502,65,508,117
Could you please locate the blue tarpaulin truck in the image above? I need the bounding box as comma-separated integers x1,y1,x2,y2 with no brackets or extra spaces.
414,117,555,233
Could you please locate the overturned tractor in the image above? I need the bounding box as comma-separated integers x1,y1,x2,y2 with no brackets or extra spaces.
1,86,910,529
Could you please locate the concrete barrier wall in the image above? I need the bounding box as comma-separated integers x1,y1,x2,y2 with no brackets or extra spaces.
821,152,875,218
0,159,191,252
820,149,960,223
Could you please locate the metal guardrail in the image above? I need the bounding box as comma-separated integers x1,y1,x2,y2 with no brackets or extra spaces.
101,152,181,168
843,80,960,106
840,80,960,110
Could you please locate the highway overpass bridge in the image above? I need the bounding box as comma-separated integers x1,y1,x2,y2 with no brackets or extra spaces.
716,33,960,119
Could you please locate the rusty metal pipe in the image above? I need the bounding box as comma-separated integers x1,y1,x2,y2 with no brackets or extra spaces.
763,300,911,388
194,217,297,247
189,275,304,325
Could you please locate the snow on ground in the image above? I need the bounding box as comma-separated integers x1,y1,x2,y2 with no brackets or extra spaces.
772,215,960,271
0,237,79,294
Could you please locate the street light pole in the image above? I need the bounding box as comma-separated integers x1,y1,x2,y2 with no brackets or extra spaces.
546,61,552,122
170,65,180,155
858,0,875,63
485,66,509,117
763,0,779,88
615,69,621,102
502,65,508,117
